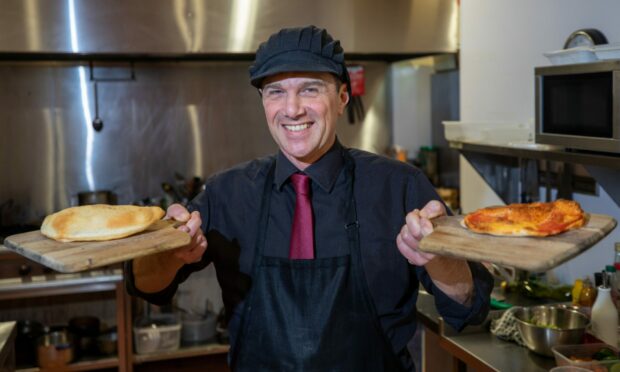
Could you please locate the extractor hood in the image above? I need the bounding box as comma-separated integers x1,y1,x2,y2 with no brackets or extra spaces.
0,0,459,56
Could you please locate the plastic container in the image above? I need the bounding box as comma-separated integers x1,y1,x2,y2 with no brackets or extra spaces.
593,43,620,60
544,47,598,65
133,314,181,354
180,312,217,346
549,367,594,372
442,121,533,144
552,343,620,371
549,367,596,372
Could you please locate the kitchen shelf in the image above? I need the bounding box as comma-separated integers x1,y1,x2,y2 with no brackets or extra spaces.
0,248,229,371
0,266,131,372
132,343,229,364
17,356,119,371
451,141,620,207
450,141,620,169
0,269,122,300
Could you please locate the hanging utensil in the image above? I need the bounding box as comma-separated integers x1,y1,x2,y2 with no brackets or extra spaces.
92,82,103,132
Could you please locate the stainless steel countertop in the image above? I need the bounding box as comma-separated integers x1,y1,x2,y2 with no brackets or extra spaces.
0,242,556,370
416,291,556,372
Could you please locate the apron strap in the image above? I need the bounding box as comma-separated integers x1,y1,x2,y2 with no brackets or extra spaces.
229,159,276,365
342,149,404,371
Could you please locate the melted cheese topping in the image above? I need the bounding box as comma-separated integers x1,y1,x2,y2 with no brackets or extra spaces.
463,199,586,237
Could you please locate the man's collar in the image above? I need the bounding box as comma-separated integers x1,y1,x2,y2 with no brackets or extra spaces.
274,139,345,193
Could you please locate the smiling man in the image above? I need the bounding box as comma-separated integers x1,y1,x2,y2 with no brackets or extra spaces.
260,71,347,169
127,25,493,371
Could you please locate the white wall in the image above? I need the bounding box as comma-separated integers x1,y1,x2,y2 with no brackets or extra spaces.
391,58,435,160
460,0,620,283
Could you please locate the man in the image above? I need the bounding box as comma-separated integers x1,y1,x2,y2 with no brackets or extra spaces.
127,25,493,371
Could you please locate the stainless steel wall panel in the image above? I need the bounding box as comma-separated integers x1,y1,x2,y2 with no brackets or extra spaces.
0,61,390,225
0,0,458,54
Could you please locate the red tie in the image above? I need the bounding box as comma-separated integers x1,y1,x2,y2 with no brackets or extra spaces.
289,173,314,259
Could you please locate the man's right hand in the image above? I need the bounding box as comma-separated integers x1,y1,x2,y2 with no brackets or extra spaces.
166,204,208,264
132,203,207,293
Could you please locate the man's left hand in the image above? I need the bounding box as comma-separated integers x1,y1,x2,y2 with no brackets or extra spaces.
396,200,445,266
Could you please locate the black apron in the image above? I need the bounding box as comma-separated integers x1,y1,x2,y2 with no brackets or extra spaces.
232,150,404,371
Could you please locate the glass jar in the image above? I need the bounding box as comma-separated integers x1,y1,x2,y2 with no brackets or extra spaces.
579,278,597,307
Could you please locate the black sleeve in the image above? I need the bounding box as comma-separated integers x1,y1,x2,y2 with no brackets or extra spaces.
407,171,493,331
124,188,213,305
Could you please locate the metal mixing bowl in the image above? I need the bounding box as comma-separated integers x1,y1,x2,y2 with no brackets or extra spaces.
513,305,590,357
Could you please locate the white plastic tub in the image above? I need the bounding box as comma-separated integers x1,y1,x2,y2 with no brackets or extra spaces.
442,121,533,145
593,43,620,60
544,47,598,65
133,314,181,354
552,343,620,371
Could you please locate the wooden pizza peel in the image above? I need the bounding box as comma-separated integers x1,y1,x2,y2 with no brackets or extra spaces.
419,213,617,272
2,220,190,273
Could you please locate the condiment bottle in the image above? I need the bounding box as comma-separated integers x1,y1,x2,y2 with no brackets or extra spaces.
591,271,618,347
579,278,597,307
614,263,620,310
607,265,619,306
614,243,620,266
572,278,583,306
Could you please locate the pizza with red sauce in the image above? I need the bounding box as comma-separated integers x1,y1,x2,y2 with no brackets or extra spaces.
462,199,586,237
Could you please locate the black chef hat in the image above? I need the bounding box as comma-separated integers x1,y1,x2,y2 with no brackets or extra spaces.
249,25,350,95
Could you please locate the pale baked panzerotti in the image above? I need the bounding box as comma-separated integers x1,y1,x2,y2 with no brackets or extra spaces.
41,205,165,242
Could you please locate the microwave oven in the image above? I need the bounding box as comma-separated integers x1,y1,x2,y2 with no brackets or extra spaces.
535,60,620,154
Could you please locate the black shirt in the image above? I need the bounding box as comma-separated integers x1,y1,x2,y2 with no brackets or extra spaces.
126,139,492,356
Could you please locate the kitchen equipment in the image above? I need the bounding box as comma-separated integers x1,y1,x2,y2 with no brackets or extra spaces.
37,327,74,369
78,190,116,205
552,343,620,371
3,219,190,273
513,305,590,357
133,314,181,354
215,308,230,345
564,29,608,49
15,320,44,367
91,82,104,132
346,65,366,124
215,324,229,345
97,327,117,356
419,146,439,186
68,316,100,358
535,60,620,154
418,213,616,272
181,312,217,346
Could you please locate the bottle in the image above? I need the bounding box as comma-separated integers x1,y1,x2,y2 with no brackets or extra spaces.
419,146,439,186
614,243,620,266
572,278,583,305
607,265,619,306
614,264,620,310
579,278,597,307
591,271,618,347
